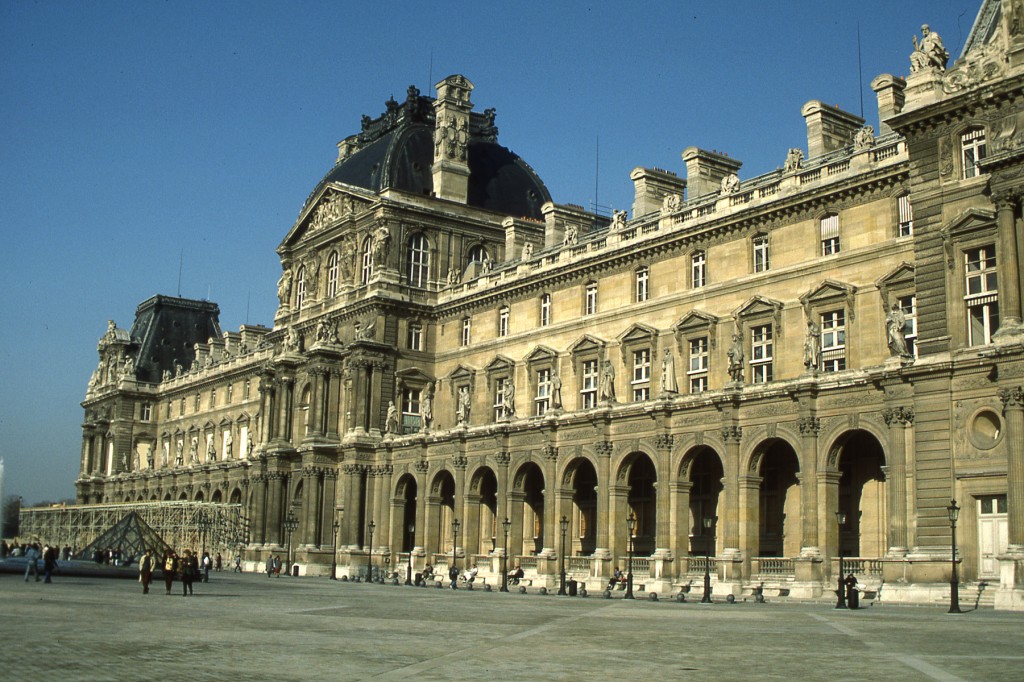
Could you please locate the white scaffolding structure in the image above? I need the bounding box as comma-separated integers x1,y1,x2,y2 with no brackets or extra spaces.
19,502,246,554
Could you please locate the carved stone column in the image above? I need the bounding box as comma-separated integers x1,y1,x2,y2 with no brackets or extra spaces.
720,426,743,560
608,483,629,566
326,369,342,439
737,474,761,572
413,460,429,553
999,387,1024,550
508,490,526,560
539,446,558,557
250,474,267,545
374,464,393,552
300,467,319,547
425,494,442,557
798,416,821,556
321,469,338,548
653,434,674,559
883,407,914,556
453,455,467,556
670,480,693,577
341,464,363,549
306,368,326,439
496,451,510,555
994,191,1023,334
265,472,284,547
593,441,613,560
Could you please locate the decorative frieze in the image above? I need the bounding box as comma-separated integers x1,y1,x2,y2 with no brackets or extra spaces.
882,407,915,426
797,417,821,436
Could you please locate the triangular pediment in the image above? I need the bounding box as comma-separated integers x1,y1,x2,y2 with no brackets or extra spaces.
674,310,718,334
799,279,857,306
202,420,217,431
876,262,915,289
447,364,476,382
568,334,605,355
218,416,233,427
235,412,251,423
280,184,376,248
733,295,783,319
484,355,516,373
524,345,558,364
942,207,996,238
617,323,657,346
396,367,434,384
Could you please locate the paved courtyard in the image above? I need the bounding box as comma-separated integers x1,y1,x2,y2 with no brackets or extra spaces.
1,570,1022,681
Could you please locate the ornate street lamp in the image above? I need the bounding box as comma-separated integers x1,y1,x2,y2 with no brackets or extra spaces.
558,515,569,596
283,510,299,577
835,511,847,609
701,515,717,604
451,518,461,578
500,517,511,593
330,513,341,581
197,511,213,560
366,520,375,582
947,500,962,614
625,512,636,599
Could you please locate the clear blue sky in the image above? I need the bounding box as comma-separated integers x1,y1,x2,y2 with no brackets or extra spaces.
0,0,976,504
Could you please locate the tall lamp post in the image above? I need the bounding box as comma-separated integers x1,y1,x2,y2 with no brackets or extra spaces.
283,510,299,577
330,513,341,581
500,517,511,592
947,499,962,614
197,511,212,560
701,515,717,604
558,515,569,596
625,512,636,599
451,518,461,578
366,520,375,582
835,511,847,609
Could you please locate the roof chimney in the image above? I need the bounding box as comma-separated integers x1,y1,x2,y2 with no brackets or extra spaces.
431,75,474,204
630,167,687,217
800,101,864,158
869,75,907,136
681,148,742,200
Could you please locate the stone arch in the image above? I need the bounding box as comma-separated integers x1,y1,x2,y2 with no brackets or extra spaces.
747,437,801,558
561,456,598,555
616,451,658,555
467,466,498,554
211,488,223,503
741,431,801,474
395,473,418,553
510,460,546,555
194,489,204,502
827,429,888,558
820,419,889,471
229,488,242,505
612,445,661,484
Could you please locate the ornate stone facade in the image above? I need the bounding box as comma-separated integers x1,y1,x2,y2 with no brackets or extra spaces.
76,3,1024,609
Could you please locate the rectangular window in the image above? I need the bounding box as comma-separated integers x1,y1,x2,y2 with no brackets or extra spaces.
226,383,233,404
753,236,770,273
821,214,840,256
585,283,598,316
244,379,251,400
401,388,422,434
691,251,706,288
820,310,847,372
635,268,649,303
897,195,914,237
688,337,709,394
141,403,152,422
407,324,423,351
897,294,918,357
194,394,201,411
581,359,598,409
540,294,551,327
499,307,510,337
210,388,217,408
961,128,987,179
750,325,773,383
535,368,551,416
631,349,651,401
494,377,508,421
461,317,471,346
965,246,999,345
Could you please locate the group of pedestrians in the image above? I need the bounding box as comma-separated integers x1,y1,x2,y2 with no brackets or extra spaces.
20,542,60,583
139,549,211,596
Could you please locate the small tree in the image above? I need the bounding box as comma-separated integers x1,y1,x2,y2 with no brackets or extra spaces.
1,495,21,539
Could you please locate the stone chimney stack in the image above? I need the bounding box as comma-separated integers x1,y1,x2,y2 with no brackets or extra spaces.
681,148,742,199
800,101,865,158
432,74,474,204
630,167,687,217
869,74,907,136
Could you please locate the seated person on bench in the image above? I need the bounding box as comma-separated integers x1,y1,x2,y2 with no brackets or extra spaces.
508,564,524,585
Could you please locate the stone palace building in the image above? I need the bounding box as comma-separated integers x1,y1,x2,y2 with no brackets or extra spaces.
75,0,1024,608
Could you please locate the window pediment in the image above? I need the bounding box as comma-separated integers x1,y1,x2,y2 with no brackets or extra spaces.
484,355,516,373
734,295,784,337
568,334,605,356
282,185,372,247
674,310,719,350
876,262,915,309
396,367,434,385
799,280,858,320
617,323,657,347
218,417,233,427
524,345,558,364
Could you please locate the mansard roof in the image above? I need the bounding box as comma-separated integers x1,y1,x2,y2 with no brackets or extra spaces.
128,295,222,384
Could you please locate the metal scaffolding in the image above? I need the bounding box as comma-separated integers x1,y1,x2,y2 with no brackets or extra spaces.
19,502,246,554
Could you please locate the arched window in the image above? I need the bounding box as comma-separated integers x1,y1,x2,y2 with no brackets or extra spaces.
407,234,430,287
295,266,306,308
326,251,339,297
467,244,488,267
361,238,373,285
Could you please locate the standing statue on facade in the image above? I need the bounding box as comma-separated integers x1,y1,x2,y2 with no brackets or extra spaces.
886,303,912,358
224,430,233,459
502,380,516,418
277,269,292,306
189,437,199,464
783,148,803,173
206,435,216,462
910,24,950,72
175,440,184,466
371,223,392,266
660,349,679,394
727,333,745,383
456,386,471,424
551,372,563,410
147,448,155,469
420,384,433,429
564,224,579,246
386,401,399,434
522,242,533,260
599,360,616,403
803,321,821,372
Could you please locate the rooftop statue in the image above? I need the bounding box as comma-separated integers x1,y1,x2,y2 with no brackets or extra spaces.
910,24,949,72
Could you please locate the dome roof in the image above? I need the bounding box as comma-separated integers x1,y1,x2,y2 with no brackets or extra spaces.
303,86,551,220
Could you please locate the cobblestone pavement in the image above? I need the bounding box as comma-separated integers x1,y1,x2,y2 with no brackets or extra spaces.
2,571,1022,681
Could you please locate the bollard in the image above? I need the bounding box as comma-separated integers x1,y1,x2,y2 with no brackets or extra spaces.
604,589,612,599
726,594,736,604
341,575,349,582
518,586,527,594
579,587,588,598
649,592,658,601
676,592,686,603
539,587,548,595
483,584,492,592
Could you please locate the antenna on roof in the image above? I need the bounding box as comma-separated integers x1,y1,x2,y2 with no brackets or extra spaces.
245,290,251,325
177,250,183,297
428,47,433,88
594,135,600,212
857,22,864,119
206,284,211,301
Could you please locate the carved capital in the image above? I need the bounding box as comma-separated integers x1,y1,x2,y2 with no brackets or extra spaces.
543,445,559,461
798,417,821,436
452,455,468,470
721,426,743,443
655,434,674,452
496,451,511,466
882,407,915,426
999,386,1024,410
595,441,613,457
414,459,429,474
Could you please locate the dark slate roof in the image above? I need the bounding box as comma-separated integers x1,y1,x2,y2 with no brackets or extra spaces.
128,295,222,382
304,89,551,220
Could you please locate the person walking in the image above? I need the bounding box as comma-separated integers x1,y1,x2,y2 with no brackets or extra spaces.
162,552,178,595
448,564,459,590
265,555,274,578
201,552,212,583
42,545,58,583
139,549,154,594
180,550,197,596
24,543,40,582
233,554,242,573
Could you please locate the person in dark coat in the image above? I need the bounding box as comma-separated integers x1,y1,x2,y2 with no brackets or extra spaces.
139,549,154,594
162,552,178,595
448,564,459,590
180,550,197,596
42,545,58,583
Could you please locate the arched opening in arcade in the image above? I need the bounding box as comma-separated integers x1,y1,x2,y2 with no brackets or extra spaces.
396,474,417,553
753,439,801,558
511,462,545,557
622,452,657,556
467,467,498,556
564,458,598,556
684,446,723,556
229,488,242,505
428,471,456,556
194,490,205,502
831,430,887,558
